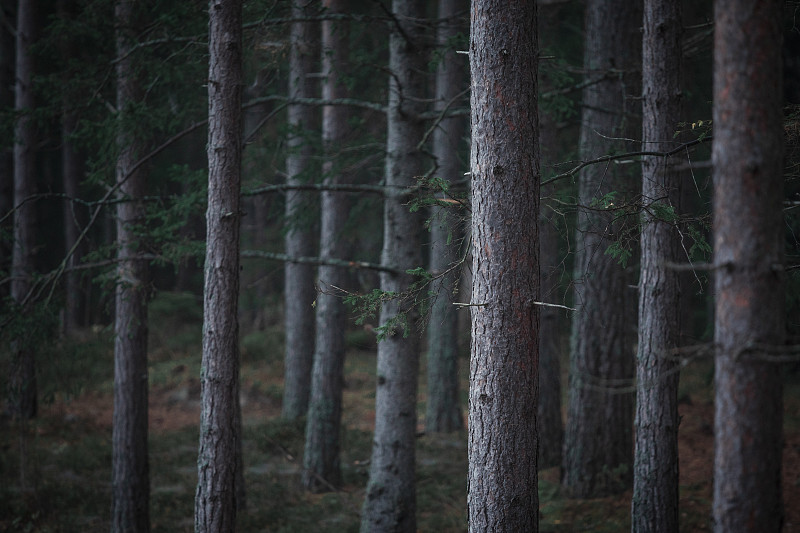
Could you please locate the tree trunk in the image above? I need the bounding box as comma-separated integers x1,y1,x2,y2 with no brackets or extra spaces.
360,1,426,530
195,1,243,531
631,0,682,530
425,0,466,435
8,0,37,421
112,1,150,531
282,1,318,421
303,0,350,493
468,1,539,531
711,1,784,531
60,0,85,334
562,0,641,498
0,2,14,304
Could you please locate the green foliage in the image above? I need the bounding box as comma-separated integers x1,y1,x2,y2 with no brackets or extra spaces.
590,191,618,210
604,240,633,268
686,220,712,261
145,164,208,269
344,288,392,328
342,263,442,342
648,201,678,224
539,53,579,122
343,288,412,341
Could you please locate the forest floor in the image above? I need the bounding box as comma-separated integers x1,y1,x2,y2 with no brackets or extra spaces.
1,291,799,532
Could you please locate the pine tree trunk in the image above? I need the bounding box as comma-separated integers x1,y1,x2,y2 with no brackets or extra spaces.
631,0,682,529
425,0,466,435
62,110,84,333
303,0,350,493
9,0,37,421
195,1,243,530
562,0,641,498
60,0,85,334
360,1,426,530
282,2,318,420
712,1,784,530
468,1,540,530
111,1,150,530
0,2,14,304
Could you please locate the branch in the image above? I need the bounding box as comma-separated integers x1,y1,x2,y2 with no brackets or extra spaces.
541,136,713,186
248,12,388,27
243,182,395,196
532,301,576,311
241,250,406,276
244,94,387,114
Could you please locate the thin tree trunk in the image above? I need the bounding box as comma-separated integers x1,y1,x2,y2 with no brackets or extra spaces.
282,2,318,420
60,0,85,334
425,0,466,435
468,1,539,530
8,0,37,421
303,0,350,493
112,1,150,531
631,0,682,530
562,0,641,498
712,1,784,530
360,1,426,530
62,111,84,333
195,1,244,531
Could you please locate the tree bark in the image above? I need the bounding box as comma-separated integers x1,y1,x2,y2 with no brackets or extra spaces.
0,2,14,304
631,0,682,530
282,1,318,421
112,1,150,531
195,1,243,531
360,1,426,530
303,0,350,493
468,1,539,531
8,0,37,421
712,1,784,531
425,0,466,435
562,0,641,498
60,0,85,334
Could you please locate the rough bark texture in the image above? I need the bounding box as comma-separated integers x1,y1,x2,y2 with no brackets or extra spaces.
282,2,318,421
303,0,349,493
195,1,243,531
9,0,37,420
631,0,682,530
711,1,784,531
425,0,466,435
111,2,150,532
360,1,426,530
468,1,539,531
0,2,14,304
562,0,641,498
